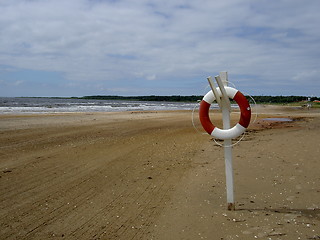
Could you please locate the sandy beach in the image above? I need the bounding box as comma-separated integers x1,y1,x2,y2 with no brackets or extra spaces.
0,105,319,240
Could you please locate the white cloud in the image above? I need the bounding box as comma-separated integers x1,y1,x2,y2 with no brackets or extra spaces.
13,80,24,86
146,74,156,81
0,0,319,96
293,70,320,83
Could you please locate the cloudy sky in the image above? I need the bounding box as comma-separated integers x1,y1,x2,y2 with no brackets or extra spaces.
0,0,319,97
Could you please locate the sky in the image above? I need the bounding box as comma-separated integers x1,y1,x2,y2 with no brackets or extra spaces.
0,0,319,97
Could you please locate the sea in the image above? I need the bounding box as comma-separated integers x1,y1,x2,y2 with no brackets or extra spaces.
0,97,201,114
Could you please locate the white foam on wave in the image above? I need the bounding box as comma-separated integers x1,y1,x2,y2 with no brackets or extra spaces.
0,100,199,114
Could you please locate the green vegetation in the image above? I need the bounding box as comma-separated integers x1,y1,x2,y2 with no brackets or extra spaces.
248,95,319,104
80,95,202,102
79,95,320,104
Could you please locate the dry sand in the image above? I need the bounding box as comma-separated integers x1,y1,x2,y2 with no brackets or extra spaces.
0,105,319,240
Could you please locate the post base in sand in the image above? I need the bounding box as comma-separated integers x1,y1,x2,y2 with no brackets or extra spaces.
227,203,235,211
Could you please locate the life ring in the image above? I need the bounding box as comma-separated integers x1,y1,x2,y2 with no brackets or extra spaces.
199,87,251,140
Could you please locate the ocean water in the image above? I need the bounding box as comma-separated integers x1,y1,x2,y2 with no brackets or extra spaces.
0,97,201,114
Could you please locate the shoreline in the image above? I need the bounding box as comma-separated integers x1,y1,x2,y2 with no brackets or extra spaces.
0,102,318,116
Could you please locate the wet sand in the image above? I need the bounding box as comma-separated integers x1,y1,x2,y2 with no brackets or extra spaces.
0,106,319,239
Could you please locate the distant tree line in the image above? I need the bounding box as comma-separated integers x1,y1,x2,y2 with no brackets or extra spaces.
79,95,202,102
248,95,319,103
78,95,320,103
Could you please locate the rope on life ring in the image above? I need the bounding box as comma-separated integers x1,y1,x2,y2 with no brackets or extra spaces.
199,87,251,140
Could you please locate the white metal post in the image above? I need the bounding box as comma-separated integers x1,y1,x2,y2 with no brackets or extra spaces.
217,72,235,211
207,76,222,108
206,72,235,210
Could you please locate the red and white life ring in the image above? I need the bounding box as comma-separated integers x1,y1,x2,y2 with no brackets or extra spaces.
199,87,251,140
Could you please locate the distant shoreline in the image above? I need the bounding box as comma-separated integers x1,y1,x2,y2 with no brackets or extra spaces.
8,95,320,106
